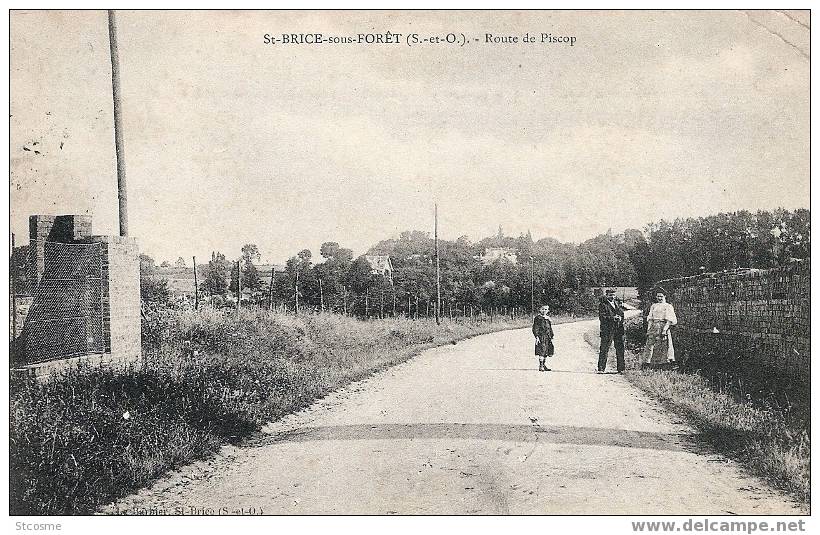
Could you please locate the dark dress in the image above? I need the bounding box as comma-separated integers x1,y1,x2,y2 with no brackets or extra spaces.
532,315,555,357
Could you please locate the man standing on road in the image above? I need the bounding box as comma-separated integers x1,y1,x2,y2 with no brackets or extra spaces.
598,288,625,373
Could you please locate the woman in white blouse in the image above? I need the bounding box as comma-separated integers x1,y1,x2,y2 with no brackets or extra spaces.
643,288,677,366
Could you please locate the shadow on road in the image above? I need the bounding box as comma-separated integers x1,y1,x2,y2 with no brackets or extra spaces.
250,422,704,453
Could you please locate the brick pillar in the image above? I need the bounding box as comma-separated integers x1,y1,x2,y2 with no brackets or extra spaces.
93,235,141,361
28,215,93,285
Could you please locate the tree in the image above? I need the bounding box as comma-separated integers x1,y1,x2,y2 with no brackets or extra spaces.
320,241,340,259
139,253,170,306
345,256,373,295
240,243,262,291
202,251,230,296
139,254,157,274
174,256,187,269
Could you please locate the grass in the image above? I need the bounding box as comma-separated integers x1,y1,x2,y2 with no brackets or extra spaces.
583,315,810,506
10,308,540,515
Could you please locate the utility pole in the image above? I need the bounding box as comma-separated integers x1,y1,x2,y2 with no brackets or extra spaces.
192,256,199,310
235,260,241,315
269,268,275,311
434,203,441,325
108,10,128,236
295,270,299,315
530,255,535,315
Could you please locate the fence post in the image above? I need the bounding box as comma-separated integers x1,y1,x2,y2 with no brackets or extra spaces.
192,256,199,310
235,260,241,316
269,268,274,311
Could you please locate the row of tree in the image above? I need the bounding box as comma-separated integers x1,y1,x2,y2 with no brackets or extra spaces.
139,208,810,316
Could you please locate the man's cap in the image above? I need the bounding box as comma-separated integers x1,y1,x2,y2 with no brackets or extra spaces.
605,288,616,295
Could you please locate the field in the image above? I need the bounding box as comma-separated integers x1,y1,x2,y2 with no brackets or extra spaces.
10,308,550,515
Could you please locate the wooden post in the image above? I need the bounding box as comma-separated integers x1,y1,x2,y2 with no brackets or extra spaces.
319,277,324,312
380,286,384,318
192,256,199,310
108,10,128,237
295,270,299,315
365,288,369,318
269,268,275,311
415,295,419,319
407,294,411,318
530,256,535,315
434,203,440,325
235,260,241,315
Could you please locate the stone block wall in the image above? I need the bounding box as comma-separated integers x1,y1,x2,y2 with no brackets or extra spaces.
655,260,810,385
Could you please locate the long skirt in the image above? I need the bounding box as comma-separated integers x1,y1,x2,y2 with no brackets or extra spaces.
535,338,554,358
643,320,675,364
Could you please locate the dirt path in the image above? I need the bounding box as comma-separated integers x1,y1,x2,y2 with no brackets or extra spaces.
110,319,802,515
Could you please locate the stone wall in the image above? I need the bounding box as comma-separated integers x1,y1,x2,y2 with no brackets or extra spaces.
655,260,810,385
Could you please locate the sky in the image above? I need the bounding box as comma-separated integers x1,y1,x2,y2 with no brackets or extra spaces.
10,10,810,264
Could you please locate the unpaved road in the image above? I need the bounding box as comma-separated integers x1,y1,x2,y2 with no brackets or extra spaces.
111,319,803,515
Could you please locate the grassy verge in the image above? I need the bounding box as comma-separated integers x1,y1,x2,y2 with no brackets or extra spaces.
582,316,810,506
10,308,544,515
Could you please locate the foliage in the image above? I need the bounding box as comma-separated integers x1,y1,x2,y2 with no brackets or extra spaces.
139,253,170,306
202,251,230,296
239,243,262,291
630,209,810,295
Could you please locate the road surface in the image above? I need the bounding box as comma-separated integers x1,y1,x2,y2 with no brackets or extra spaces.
110,318,802,515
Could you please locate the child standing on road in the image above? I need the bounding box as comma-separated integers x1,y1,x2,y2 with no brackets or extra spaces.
532,305,555,372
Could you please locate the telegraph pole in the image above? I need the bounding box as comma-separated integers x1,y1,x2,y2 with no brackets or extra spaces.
269,268,275,311
192,256,199,310
235,260,241,315
108,10,128,236
434,203,441,325
530,256,535,315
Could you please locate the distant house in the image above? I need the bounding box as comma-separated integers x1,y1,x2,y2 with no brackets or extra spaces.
477,247,518,265
365,255,394,283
